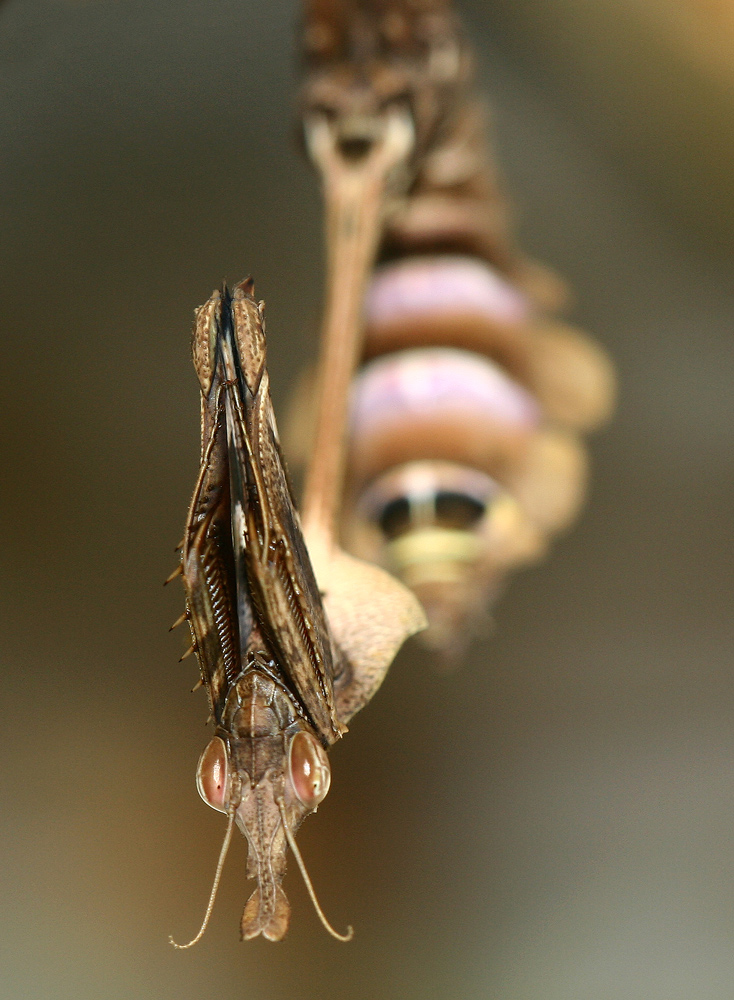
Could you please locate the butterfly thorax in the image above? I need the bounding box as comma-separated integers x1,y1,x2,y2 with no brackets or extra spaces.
221,662,308,782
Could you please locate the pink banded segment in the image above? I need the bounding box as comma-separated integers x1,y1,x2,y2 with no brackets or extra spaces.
351,348,540,434
349,348,541,481
364,256,532,328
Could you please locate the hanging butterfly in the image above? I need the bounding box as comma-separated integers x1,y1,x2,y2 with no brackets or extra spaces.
289,0,616,660
169,279,424,945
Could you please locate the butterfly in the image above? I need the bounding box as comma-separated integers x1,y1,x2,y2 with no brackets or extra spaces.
170,279,424,945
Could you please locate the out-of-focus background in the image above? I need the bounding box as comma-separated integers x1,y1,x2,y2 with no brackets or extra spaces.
1,1,733,997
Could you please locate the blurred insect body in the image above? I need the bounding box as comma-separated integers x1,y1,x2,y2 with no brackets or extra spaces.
171,281,423,945
295,0,616,655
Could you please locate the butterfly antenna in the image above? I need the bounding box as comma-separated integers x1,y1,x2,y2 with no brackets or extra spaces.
169,807,235,950
277,798,353,942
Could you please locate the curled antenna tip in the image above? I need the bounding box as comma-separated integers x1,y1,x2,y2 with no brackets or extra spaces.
169,808,235,950
277,798,354,943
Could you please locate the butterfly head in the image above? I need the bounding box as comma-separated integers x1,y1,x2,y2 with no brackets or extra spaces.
193,669,347,942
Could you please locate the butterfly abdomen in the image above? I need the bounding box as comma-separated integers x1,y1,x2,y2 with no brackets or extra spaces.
340,103,615,656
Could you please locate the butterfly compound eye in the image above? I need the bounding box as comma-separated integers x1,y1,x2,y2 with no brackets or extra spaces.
196,737,229,813
288,732,331,810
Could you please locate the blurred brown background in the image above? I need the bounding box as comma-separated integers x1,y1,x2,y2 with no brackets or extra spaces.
1,1,733,997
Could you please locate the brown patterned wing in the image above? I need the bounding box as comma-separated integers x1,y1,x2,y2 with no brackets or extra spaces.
182,292,246,724
220,280,345,744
